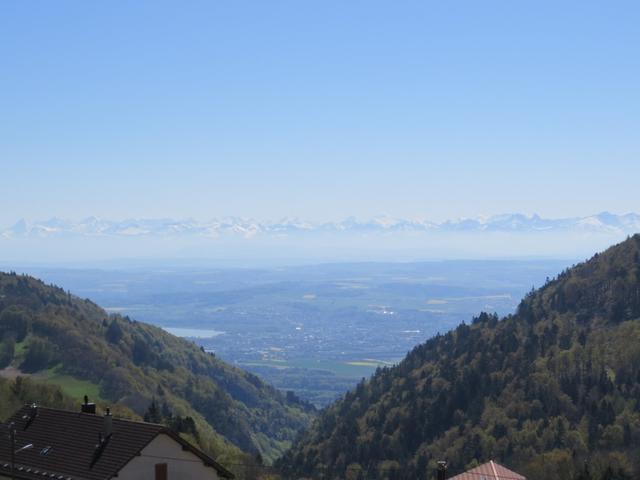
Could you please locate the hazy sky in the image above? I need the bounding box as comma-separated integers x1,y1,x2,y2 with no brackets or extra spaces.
2,1,639,226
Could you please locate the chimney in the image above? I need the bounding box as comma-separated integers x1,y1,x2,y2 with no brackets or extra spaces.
81,395,96,414
103,408,113,438
437,461,448,480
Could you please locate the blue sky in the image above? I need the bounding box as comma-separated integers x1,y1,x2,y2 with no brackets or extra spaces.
1,1,639,226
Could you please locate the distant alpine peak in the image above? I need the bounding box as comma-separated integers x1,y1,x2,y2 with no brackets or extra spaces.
2,212,639,238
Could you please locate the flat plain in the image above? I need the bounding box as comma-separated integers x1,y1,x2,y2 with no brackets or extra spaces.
12,259,574,406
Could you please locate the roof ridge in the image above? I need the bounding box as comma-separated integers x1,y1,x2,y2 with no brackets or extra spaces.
448,460,525,480
490,460,499,480
17,404,165,428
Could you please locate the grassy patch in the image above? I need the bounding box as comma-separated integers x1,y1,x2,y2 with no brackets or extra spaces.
14,340,28,356
35,367,101,402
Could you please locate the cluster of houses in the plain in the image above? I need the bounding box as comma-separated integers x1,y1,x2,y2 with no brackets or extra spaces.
0,402,526,480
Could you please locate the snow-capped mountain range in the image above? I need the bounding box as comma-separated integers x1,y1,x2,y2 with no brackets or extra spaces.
2,213,640,239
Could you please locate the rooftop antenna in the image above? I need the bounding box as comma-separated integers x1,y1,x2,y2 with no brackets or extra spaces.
8,422,34,480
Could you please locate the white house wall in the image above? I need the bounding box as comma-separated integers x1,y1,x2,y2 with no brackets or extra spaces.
116,433,220,480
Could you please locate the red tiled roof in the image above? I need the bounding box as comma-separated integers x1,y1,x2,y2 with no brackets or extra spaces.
449,460,526,480
0,405,233,480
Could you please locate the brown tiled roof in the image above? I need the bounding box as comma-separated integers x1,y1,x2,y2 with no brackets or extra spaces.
0,405,233,480
448,460,526,480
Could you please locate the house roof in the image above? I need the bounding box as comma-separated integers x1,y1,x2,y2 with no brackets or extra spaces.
448,460,526,480
0,405,234,480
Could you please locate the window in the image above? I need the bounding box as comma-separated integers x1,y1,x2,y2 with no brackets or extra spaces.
155,463,168,480
40,446,52,456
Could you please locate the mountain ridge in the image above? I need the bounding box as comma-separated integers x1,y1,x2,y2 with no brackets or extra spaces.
0,271,314,474
3,212,640,239
278,235,640,479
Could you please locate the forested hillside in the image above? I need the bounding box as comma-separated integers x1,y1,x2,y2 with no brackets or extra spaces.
278,235,640,480
0,271,314,473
